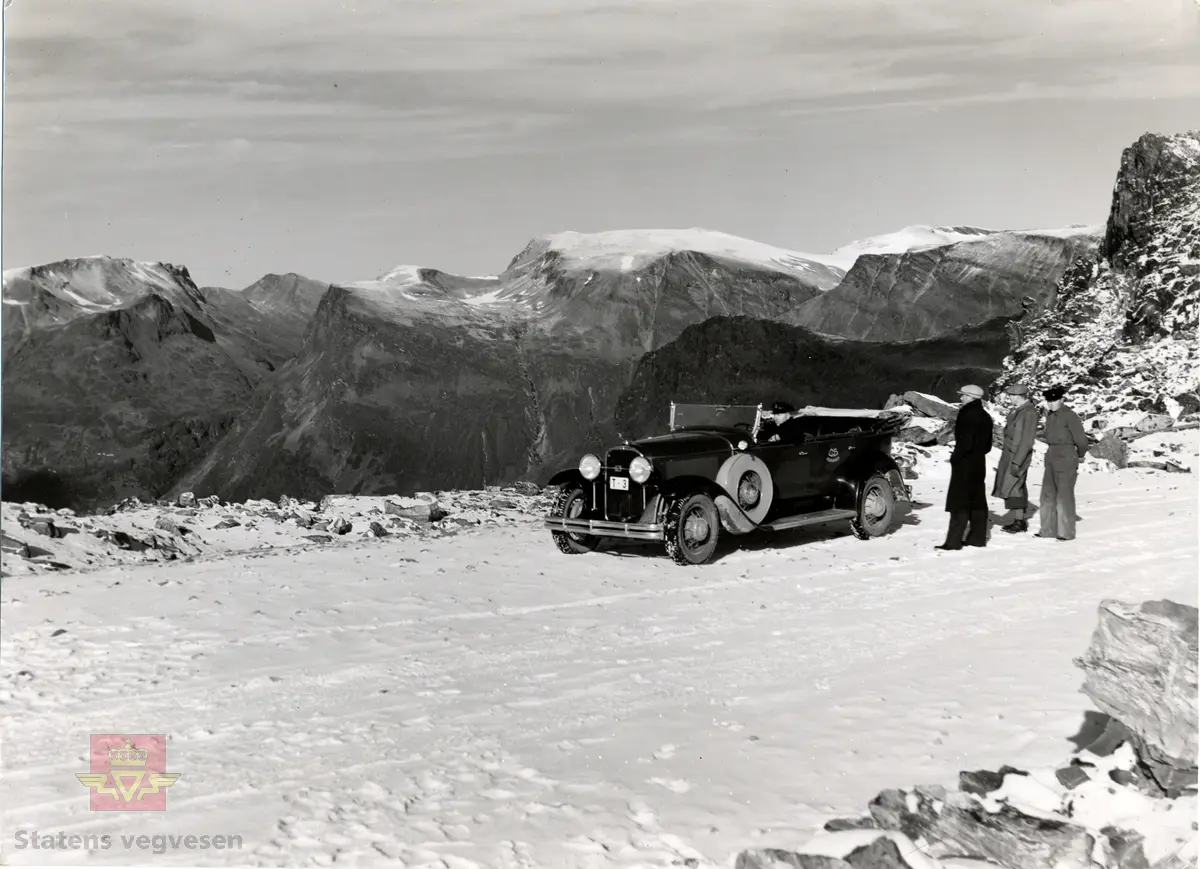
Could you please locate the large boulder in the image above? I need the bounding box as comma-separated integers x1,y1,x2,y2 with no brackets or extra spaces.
1074,599,1198,790
902,391,959,422
1089,433,1129,468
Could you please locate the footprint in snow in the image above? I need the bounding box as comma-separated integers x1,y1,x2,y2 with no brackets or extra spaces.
653,744,677,760
649,777,692,794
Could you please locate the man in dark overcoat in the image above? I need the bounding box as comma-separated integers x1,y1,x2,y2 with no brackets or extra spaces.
992,382,1039,533
936,384,994,550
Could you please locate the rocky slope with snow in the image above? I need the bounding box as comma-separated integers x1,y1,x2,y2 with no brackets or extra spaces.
997,130,1200,422
1,259,327,510
794,227,1102,343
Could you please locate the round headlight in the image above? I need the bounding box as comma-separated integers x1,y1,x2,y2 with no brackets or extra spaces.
629,456,652,484
579,454,601,480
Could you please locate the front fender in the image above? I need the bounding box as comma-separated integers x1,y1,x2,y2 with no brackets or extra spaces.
655,475,759,535
832,451,905,510
547,469,586,488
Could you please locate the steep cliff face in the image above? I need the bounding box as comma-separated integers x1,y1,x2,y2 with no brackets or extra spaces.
998,131,1200,420
613,316,1009,440
177,230,844,501
177,286,541,501
794,228,1101,343
1,259,328,509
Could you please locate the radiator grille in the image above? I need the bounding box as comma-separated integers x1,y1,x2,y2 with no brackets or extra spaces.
604,448,646,521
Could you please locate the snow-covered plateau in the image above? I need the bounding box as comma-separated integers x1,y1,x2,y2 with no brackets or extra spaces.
1,439,1196,868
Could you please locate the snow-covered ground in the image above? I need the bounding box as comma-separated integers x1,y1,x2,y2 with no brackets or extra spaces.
2,451,1196,868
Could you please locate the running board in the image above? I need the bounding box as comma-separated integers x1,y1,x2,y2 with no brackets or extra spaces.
761,508,857,532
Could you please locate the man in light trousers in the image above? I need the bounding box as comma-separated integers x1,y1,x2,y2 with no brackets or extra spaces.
1036,385,1090,541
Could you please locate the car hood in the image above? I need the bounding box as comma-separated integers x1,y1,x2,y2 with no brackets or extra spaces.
621,428,743,460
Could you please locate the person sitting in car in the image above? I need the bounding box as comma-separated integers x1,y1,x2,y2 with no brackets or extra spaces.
757,401,807,443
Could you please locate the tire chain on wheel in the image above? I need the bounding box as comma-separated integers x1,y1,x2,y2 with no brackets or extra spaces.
662,497,691,566
550,486,596,554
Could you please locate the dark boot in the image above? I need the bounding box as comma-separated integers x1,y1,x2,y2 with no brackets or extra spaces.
1003,519,1028,534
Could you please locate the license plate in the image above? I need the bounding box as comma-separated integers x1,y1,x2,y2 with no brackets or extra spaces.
608,476,629,491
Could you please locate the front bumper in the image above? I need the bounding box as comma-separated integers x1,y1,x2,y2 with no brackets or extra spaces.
544,516,665,542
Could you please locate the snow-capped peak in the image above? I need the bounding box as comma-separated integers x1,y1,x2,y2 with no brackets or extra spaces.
537,228,845,281
823,224,1103,272
2,255,196,311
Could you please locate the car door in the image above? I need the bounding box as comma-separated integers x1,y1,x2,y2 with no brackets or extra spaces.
755,418,823,500
810,421,868,497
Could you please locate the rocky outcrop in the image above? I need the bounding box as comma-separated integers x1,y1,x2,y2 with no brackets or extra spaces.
1,259,330,511
613,318,1009,442
735,598,1199,869
795,229,1101,343
998,131,1200,423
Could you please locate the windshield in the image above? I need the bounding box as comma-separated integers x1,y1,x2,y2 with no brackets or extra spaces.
668,402,760,432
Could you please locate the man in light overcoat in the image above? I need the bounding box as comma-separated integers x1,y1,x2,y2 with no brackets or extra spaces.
1035,384,1091,541
992,383,1039,534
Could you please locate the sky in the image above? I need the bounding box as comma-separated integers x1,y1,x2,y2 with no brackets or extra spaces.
3,0,1200,289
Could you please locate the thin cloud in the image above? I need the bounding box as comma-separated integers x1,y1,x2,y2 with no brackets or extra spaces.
5,0,1199,169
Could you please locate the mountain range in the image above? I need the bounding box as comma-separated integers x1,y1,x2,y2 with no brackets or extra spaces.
15,134,1193,511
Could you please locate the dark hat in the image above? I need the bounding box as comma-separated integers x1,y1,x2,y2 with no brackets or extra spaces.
1042,385,1067,401
768,401,796,414
1003,383,1029,396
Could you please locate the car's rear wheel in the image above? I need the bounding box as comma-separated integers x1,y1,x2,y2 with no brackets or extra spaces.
665,493,720,565
851,473,896,539
550,484,600,554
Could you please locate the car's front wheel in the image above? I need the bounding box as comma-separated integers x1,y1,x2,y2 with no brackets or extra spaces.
850,472,896,539
664,493,720,565
550,484,600,554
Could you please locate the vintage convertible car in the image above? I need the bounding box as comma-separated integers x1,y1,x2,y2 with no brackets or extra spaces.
543,401,913,565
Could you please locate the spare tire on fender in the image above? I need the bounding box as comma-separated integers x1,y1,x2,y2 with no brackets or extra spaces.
715,452,774,524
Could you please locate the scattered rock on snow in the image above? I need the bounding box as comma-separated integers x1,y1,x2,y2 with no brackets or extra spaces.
868,785,1099,868
740,597,1199,869
385,497,450,522
1089,433,1129,468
